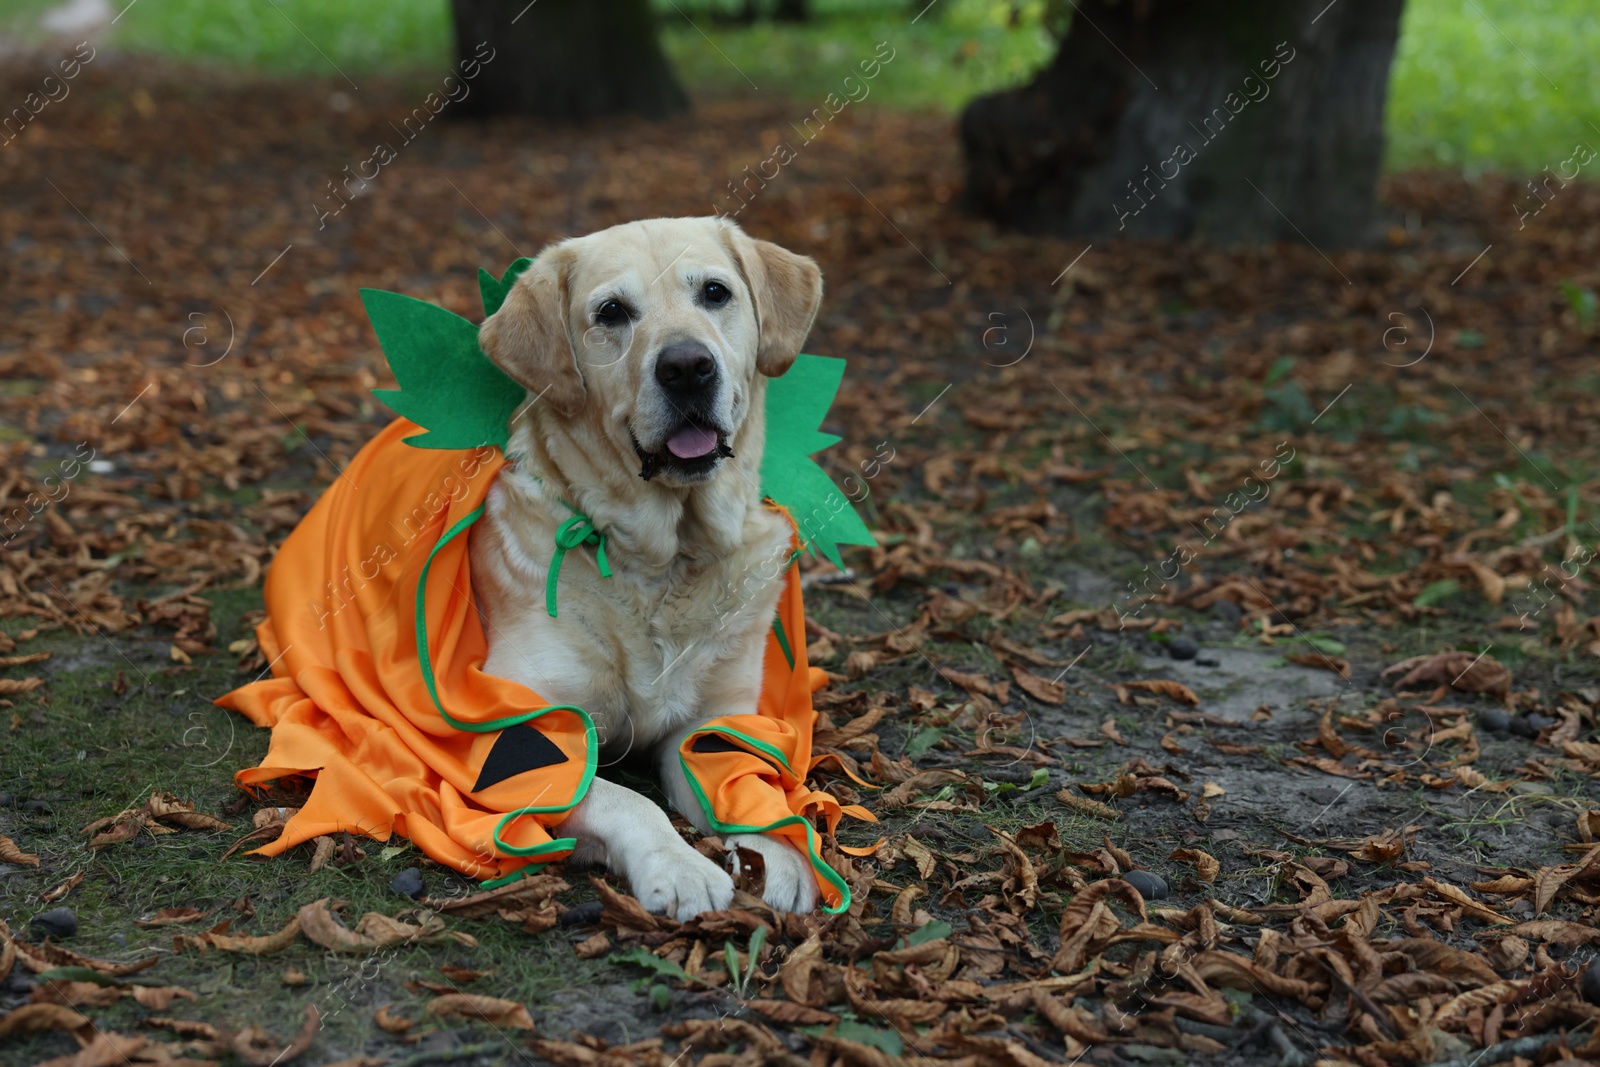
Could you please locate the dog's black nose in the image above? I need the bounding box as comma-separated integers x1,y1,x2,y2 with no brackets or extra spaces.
655,343,718,394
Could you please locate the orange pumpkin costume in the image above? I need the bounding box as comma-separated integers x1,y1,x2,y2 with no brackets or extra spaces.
217,418,866,911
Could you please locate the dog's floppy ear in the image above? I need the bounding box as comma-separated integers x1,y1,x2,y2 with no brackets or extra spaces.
727,227,823,378
479,246,585,417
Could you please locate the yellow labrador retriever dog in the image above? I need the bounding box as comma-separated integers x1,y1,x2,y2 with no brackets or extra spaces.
469,217,824,920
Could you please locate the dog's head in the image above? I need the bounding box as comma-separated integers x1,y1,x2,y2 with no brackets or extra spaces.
480,217,823,488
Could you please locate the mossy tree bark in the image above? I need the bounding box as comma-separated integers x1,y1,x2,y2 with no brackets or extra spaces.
450,0,689,122
959,0,1405,246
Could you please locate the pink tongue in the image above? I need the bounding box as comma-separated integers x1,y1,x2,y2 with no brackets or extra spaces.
666,426,719,459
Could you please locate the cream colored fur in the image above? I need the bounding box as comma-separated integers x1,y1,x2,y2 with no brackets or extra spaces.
469,217,825,919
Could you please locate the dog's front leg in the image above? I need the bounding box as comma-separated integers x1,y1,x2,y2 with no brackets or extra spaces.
560,777,733,921
658,727,821,915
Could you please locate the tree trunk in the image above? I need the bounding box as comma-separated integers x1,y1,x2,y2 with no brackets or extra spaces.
734,0,809,24
449,0,689,122
959,0,1405,246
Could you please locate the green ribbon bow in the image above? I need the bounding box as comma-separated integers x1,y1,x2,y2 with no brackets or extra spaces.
547,512,612,618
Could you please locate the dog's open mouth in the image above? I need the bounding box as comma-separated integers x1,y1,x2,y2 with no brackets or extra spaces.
635,421,734,480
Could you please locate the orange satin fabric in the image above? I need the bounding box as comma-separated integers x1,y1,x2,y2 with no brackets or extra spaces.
218,418,863,904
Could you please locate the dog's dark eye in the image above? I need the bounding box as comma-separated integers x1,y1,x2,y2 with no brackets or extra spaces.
595,299,630,327
702,281,731,307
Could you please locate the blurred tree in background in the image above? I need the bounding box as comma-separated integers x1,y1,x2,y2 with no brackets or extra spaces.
960,0,1406,245
441,0,1407,246
449,0,688,119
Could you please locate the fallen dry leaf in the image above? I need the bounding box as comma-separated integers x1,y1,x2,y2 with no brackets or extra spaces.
439,965,489,983
1504,919,1600,945
146,792,232,832
227,1003,319,1066
142,1016,221,1040
307,834,336,874
1578,810,1600,843
1533,847,1600,915
938,666,1009,703
425,993,534,1030
0,835,39,867
575,931,611,958
1382,649,1511,696
747,999,839,1026
1057,789,1120,820
1288,651,1351,678
1010,663,1065,705
1120,679,1200,705
36,1031,152,1067
422,872,569,917
1169,847,1221,883
39,871,84,904
374,1005,415,1033
0,1001,93,1040
129,984,198,1010
878,768,967,808
82,791,231,850
6,932,159,978
133,907,207,928
32,978,132,1007
297,898,454,954
178,915,301,955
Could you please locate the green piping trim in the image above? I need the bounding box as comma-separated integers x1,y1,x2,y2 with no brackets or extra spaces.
414,504,599,858
691,725,795,776
479,861,554,890
486,826,577,860
679,726,850,915
547,511,611,618
770,545,800,670
771,614,794,671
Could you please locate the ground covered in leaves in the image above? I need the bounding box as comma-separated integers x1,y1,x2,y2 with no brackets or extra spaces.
2,53,1600,1067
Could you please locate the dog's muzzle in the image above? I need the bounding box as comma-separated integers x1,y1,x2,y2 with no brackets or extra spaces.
635,343,733,481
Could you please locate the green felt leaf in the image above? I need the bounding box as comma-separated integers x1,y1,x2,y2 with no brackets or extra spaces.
364,288,525,451
760,354,877,570
478,257,533,317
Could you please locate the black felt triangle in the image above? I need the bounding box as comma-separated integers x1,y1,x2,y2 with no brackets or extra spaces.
472,723,570,793
690,732,783,775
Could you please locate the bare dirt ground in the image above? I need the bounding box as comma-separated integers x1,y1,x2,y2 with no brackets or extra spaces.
2,56,1600,1067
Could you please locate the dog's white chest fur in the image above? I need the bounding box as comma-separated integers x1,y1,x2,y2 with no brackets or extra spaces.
470,470,794,756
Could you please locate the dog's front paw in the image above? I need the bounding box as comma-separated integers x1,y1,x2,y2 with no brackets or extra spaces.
625,845,735,921
725,833,820,914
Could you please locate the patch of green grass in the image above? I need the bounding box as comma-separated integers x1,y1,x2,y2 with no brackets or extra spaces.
0,596,602,1062
1387,0,1600,172
659,0,1053,113
108,0,452,78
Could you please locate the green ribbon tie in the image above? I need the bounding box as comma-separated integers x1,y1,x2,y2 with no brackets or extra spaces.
547,512,611,618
